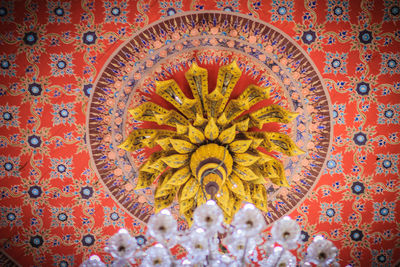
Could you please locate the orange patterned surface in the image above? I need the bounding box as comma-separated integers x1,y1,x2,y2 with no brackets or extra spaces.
0,0,399,266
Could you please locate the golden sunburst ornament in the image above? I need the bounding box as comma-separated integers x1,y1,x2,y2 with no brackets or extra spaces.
119,61,304,225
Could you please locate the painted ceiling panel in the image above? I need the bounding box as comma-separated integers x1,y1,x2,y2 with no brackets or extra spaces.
0,0,399,266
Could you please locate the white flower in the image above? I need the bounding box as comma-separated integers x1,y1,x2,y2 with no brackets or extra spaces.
147,209,177,242
231,203,266,237
270,216,300,249
306,236,338,266
104,229,137,262
80,255,106,267
223,230,257,258
141,244,172,267
193,200,223,235
265,247,296,267
181,228,209,264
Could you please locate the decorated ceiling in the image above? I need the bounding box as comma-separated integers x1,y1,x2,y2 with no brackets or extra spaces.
0,0,399,266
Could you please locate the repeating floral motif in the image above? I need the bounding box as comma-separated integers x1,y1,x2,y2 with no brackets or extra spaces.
104,0,128,23
47,1,72,24
270,0,294,22
324,52,348,75
0,0,398,266
377,103,400,124
380,53,400,75
326,0,350,22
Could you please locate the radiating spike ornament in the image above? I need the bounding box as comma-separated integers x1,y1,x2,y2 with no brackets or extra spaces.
119,61,304,224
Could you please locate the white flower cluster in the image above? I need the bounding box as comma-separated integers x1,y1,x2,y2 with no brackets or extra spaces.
81,201,338,267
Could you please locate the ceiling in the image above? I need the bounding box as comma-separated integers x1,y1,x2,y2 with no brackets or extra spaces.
0,0,399,266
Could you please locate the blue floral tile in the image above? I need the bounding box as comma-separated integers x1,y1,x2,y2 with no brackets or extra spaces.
381,53,400,75
103,206,125,227
326,0,349,22
319,202,343,223
159,0,183,17
52,102,76,126
217,0,240,12
383,0,400,22
0,206,23,228
0,0,14,23
324,52,348,74
270,0,294,22
376,154,398,175
50,157,73,179
0,104,20,128
0,54,17,77
373,201,395,222
47,1,71,24
49,53,74,77
0,155,20,178
377,104,399,124
50,207,75,228
104,0,128,23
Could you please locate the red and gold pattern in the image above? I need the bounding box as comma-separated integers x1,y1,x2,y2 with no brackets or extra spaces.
0,1,399,266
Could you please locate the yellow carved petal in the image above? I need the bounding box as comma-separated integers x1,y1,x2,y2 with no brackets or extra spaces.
204,118,219,141
214,61,242,114
180,177,200,201
231,195,243,215
233,152,260,166
229,140,253,153
250,177,267,184
256,152,277,165
155,171,175,198
264,132,304,156
196,188,207,207
223,100,248,123
266,160,289,187
160,154,189,168
240,182,254,203
156,79,196,119
237,85,270,108
135,171,157,189
218,124,236,144
149,159,168,172
180,198,195,214
193,113,207,126
155,192,175,213
155,185,175,198
225,173,246,198
170,139,196,154
140,160,158,174
185,62,207,113
250,104,298,127
154,110,188,127
205,90,224,118
176,124,188,135
235,117,250,132
252,199,268,213
217,112,228,126
166,166,191,186
188,124,205,144
233,165,259,181
118,129,175,152
156,138,172,150
250,184,266,202
183,209,194,227
251,138,264,149
216,184,230,211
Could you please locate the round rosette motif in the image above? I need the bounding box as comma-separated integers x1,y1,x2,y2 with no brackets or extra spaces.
88,12,332,226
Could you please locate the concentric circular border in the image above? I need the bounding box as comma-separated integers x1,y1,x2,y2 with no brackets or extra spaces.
87,11,333,226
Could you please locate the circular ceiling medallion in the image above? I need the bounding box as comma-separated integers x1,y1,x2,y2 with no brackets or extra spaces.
87,11,332,226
